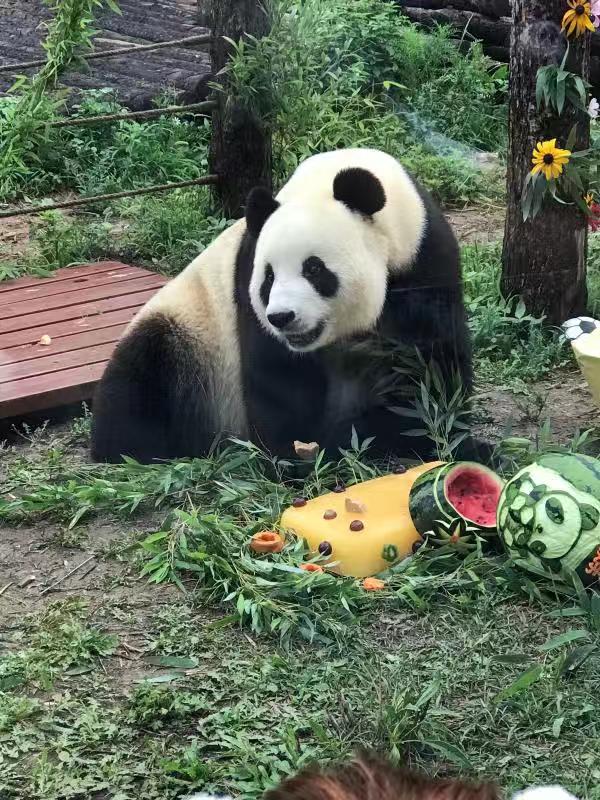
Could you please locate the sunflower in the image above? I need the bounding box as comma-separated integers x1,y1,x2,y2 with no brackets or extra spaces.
531,139,571,181
562,1,596,37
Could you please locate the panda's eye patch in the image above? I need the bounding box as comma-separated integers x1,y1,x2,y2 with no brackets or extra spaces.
260,264,274,307
302,256,339,298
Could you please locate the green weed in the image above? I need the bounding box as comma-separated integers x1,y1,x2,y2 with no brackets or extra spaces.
0,599,117,692
462,244,569,386
0,88,210,204
115,188,231,274
2,589,599,799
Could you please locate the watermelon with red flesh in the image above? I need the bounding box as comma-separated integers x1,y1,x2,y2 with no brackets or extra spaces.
409,462,504,536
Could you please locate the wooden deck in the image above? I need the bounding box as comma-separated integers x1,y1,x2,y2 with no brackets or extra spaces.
0,262,167,419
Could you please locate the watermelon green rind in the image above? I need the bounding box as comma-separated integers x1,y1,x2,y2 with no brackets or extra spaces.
408,463,454,535
408,461,503,535
537,453,600,501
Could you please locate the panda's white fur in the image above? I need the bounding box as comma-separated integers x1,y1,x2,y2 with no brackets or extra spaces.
128,219,249,437
276,148,427,268
91,147,475,465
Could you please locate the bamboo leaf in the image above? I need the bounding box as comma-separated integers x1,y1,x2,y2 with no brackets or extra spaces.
495,664,543,702
539,630,588,652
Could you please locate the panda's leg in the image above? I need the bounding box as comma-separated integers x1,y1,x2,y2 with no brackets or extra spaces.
91,314,214,463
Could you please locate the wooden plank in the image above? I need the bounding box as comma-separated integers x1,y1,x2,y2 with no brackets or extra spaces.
0,274,166,320
0,261,129,293
0,323,127,366
0,342,116,384
0,363,106,419
0,262,169,419
0,289,156,348
0,264,153,306
0,305,141,349
0,284,164,335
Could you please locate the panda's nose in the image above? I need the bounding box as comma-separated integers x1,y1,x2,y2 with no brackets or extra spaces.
268,310,295,330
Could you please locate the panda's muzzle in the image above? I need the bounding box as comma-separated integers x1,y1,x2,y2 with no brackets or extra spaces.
283,320,325,349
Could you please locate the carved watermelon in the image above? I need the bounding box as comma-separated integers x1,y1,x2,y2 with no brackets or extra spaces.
408,462,504,536
497,453,600,584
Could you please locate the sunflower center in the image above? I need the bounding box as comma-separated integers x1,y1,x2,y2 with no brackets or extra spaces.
543,153,555,164
575,4,585,14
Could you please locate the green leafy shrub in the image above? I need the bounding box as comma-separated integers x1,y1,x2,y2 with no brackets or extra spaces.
463,244,568,385
115,188,231,274
226,0,506,198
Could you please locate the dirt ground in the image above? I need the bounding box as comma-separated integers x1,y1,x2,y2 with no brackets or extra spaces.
0,216,30,259
446,205,506,245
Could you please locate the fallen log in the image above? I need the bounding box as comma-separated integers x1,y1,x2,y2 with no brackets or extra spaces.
399,7,510,47
400,3,600,56
395,0,509,16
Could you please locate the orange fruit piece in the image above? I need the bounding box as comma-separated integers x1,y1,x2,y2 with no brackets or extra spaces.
250,531,285,554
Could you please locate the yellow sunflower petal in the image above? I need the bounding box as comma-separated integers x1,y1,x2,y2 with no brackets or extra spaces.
562,10,575,30
584,15,596,32
531,163,544,176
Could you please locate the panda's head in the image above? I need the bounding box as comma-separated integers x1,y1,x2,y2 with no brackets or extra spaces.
246,167,389,352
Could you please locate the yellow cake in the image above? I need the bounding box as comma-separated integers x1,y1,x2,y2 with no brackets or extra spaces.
280,462,442,577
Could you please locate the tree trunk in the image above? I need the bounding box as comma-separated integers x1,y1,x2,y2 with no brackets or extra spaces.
208,0,273,219
501,0,590,324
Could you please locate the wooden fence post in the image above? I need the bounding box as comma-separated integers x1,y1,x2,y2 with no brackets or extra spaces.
501,0,590,325
208,0,273,219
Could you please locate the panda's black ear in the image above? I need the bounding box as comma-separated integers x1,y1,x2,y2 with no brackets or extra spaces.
245,186,280,239
333,167,386,217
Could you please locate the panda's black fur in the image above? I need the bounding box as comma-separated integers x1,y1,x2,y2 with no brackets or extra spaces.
91,155,479,465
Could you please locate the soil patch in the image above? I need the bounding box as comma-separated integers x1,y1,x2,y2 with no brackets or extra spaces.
446,206,506,245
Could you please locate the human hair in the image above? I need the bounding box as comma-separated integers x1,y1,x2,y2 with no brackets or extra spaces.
264,754,501,800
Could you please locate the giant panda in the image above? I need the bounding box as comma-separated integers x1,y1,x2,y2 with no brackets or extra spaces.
91,147,477,465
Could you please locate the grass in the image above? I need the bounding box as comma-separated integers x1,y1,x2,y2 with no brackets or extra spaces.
1,419,600,799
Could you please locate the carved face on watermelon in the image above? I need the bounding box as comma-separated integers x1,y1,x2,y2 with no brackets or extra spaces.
497,453,600,584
